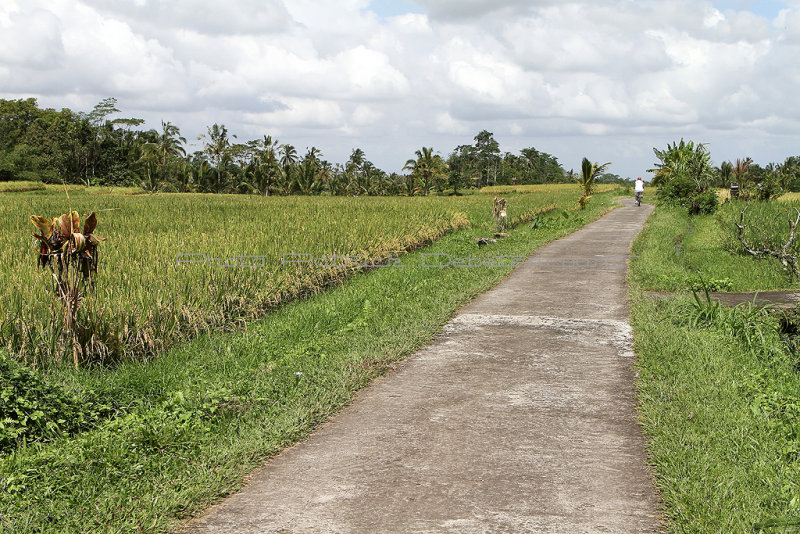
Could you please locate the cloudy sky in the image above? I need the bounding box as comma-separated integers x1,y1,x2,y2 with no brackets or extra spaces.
1,0,799,178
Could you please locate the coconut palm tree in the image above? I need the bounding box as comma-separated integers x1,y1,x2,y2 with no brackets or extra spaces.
139,121,186,188
295,156,319,195
404,147,448,195
733,157,752,186
578,157,611,209
201,123,234,193
719,161,733,188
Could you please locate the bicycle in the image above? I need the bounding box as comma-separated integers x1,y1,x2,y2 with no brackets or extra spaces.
634,191,642,207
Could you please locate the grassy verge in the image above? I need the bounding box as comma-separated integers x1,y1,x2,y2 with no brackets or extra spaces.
629,204,800,291
0,193,620,533
631,294,800,532
630,199,800,532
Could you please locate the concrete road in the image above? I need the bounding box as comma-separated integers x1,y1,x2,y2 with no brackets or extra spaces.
184,198,661,534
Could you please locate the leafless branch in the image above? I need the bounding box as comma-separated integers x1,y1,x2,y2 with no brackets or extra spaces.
736,202,800,277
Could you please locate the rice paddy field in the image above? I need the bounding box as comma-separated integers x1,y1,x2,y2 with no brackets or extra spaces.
0,187,587,367
0,181,46,193
480,183,620,194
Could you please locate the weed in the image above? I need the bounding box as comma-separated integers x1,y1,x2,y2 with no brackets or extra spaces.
688,281,721,327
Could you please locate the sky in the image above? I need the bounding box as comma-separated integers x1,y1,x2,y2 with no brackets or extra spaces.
1,0,800,179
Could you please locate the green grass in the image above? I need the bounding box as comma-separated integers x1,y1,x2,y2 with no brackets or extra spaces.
1,187,574,366
0,192,620,533
630,197,800,532
630,204,800,291
631,294,800,532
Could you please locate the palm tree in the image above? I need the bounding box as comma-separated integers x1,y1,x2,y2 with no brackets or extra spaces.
175,159,193,192
190,153,214,192
139,121,186,188
719,161,733,188
137,146,159,192
276,144,298,194
578,157,611,209
404,147,448,196
346,148,369,195
201,124,232,193
733,157,752,186
279,144,298,169
295,156,319,195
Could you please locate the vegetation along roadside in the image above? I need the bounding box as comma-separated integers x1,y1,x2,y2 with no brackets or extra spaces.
0,189,621,533
630,139,800,532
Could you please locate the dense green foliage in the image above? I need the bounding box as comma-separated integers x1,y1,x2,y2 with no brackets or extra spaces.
689,189,719,215
0,353,112,453
0,98,574,194
649,138,800,211
0,192,621,533
656,175,696,206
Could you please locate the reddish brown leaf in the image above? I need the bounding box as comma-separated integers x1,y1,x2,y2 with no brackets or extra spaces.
32,233,49,244
57,214,71,237
83,212,97,235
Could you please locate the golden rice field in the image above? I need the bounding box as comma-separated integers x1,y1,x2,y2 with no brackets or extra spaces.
716,189,800,203
480,183,620,194
0,186,586,366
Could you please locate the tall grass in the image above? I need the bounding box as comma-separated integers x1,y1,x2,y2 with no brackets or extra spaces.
719,199,800,255
632,294,800,532
0,188,580,366
629,203,800,291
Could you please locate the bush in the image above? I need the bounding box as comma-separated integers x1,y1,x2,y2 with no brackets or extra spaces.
690,189,719,215
657,176,696,206
0,354,112,452
756,179,782,201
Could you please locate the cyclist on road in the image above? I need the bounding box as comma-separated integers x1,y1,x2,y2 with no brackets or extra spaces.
634,176,644,206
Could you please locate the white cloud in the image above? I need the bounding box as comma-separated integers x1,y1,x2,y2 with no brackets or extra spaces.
243,98,344,128
1,0,800,177
435,111,469,134
352,104,383,125
0,7,64,68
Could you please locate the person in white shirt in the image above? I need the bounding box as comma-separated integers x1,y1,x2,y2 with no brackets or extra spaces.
634,177,645,205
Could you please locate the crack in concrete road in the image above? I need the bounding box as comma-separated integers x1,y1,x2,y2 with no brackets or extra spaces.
183,198,662,534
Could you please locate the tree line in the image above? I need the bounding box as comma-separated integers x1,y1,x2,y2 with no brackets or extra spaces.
0,97,617,195
650,139,800,201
